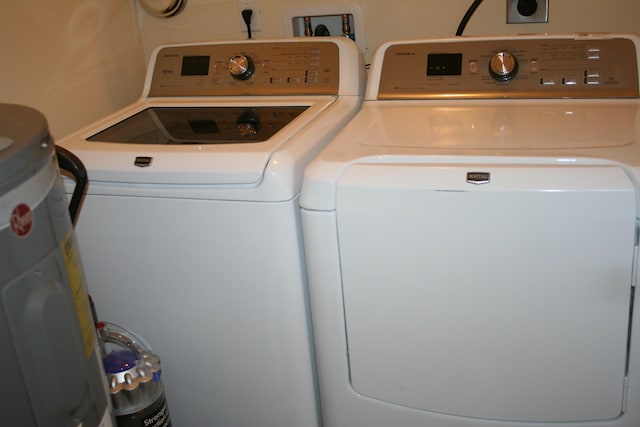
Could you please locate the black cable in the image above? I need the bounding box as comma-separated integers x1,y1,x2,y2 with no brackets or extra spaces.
55,145,87,226
456,0,484,36
242,8,253,39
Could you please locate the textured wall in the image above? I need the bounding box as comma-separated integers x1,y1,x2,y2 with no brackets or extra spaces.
0,1,146,138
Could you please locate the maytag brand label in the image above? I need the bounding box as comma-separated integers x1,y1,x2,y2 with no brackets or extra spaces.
134,156,153,168
466,171,490,185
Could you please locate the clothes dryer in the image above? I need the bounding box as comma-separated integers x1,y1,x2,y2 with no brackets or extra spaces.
301,33,640,427
58,37,365,427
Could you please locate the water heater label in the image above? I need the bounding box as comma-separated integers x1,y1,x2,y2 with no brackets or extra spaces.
61,229,98,358
10,203,33,237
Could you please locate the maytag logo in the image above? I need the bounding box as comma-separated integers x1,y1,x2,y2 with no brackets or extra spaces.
466,171,490,185
134,156,153,168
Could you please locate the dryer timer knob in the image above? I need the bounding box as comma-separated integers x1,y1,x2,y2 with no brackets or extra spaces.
228,55,255,80
489,51,519,81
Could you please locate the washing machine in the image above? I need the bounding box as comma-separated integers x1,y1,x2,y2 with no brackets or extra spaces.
57,37,365,427
300,33,640,427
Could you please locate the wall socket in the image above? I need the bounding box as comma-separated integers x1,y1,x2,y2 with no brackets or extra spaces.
237,0,262,32
507,0,549,24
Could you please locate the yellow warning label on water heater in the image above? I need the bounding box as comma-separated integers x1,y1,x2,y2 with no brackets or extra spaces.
61,229,96,358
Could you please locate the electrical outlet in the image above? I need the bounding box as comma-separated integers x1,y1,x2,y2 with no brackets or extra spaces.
507,0,548,24
237,0,262,32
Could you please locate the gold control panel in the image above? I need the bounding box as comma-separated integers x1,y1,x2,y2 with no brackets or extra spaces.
377,36,639,99
149,41,340,97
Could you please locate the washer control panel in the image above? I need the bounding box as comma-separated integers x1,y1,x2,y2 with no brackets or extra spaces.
149,40,340,97
377,36,639,99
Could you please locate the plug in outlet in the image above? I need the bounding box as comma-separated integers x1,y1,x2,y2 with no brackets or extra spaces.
507,0,548,24
237,0,262,32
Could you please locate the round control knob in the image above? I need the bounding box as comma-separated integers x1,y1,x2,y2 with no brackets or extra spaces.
236,110,261,137
237,122,258,137
228,55,255,80
489,51,519,81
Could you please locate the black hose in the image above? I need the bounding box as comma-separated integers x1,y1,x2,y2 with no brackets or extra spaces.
55,145,87,226
456,0,484,36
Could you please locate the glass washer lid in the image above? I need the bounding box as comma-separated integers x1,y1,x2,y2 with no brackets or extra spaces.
87,106,308,145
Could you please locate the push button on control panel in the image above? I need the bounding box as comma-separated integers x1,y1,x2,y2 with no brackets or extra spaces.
585,70,600,85
587,48,601,59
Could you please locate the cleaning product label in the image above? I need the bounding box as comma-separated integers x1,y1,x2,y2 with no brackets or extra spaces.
61,228,97,357
116,394,172,427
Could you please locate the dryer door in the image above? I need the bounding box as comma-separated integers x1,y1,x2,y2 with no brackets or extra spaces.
336,162,636,423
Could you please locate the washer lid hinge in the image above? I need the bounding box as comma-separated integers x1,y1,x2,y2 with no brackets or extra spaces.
633,222,640,288
622,376,629,413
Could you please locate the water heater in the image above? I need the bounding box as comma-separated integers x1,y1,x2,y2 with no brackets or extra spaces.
0,103,114,426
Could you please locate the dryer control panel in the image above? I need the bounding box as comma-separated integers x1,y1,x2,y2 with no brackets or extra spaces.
377,35,639,99
148,40,342,97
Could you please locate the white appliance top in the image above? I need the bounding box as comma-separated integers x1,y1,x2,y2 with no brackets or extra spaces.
58,38,365,200
301,34,640,210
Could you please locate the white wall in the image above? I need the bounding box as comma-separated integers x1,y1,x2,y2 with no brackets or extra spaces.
0,1,146,139
138,0,640,63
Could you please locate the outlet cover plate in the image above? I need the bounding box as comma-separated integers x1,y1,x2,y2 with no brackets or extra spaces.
507,0,548,24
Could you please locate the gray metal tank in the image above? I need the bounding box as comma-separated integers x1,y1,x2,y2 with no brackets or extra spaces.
0,103,114,426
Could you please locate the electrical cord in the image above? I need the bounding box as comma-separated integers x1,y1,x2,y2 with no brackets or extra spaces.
456,0,484,36
242,8,253,39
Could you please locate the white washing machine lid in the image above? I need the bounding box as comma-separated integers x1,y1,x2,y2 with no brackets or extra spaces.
301,99,640,210
59,96,340,186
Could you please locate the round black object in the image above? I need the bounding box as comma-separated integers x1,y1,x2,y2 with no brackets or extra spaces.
314,24,331,36
517,0,538,16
